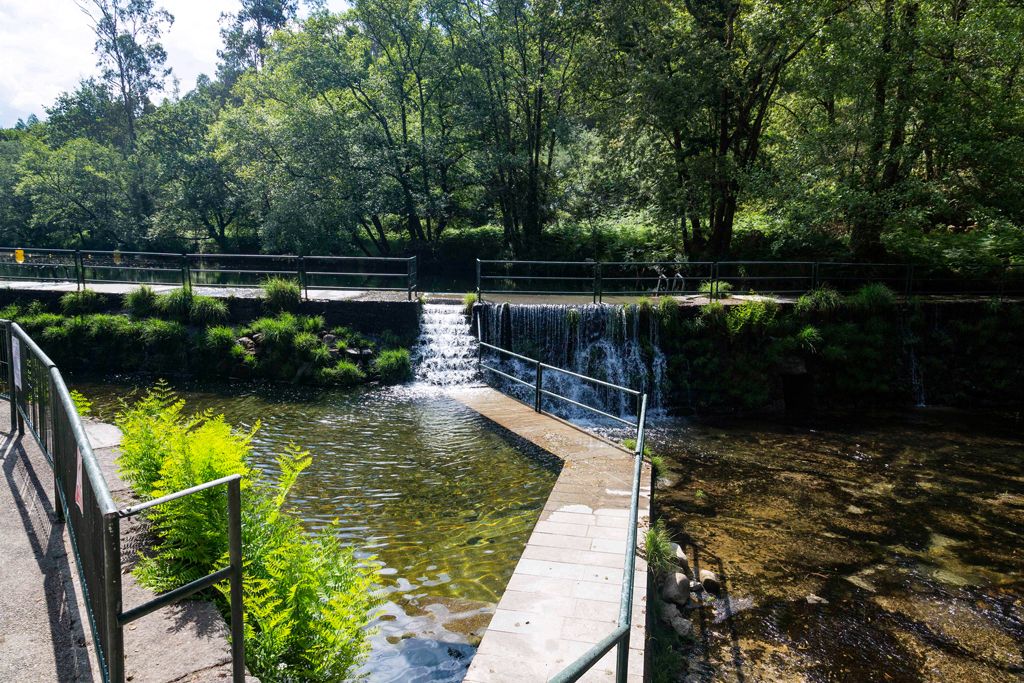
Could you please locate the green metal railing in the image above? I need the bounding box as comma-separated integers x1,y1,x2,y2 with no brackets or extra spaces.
1,320,246,683
475,328,649,682
477,258,1024,301
0,248,419,300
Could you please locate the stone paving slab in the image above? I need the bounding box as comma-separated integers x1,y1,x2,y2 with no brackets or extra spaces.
451,387,650,683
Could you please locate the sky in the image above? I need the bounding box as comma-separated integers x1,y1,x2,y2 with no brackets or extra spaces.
0,0,346,127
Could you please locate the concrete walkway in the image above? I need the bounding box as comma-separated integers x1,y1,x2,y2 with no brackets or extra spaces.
0,412,253,683
0,279,411,302
450,387,650,683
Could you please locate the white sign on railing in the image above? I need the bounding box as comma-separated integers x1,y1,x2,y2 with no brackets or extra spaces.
75,445,84,513
11,336,21,389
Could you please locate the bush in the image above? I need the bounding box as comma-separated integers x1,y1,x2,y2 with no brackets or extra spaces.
321,360,366,386
189,295,229,326
372,348,412,384
202,325,238,355
60,289,106,315
124,286,158,319
155,288,193,322
115,385,379,681
262,277,301,312
698,280,733,299
16,312,64,334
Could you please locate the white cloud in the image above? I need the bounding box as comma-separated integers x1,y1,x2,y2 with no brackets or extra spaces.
0,0,348,127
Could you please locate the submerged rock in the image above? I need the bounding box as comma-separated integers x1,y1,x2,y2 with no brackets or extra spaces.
699,569,721,594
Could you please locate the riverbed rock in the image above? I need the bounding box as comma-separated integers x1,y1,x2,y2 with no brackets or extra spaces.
237,336,256,352
662,571,691,606
699,569,721,594
322,333,337,348
660,602,694,639
670,542,692,578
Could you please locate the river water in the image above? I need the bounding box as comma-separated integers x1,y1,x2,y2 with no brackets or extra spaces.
78,380,559,683
648,410,1024,682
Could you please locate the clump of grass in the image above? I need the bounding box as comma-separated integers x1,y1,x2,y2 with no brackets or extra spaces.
462,292,478,316
644,519,675,577
155,288,193,322
262,277,301,312
699,280,733,299
321,360,366,386
625,437,665,478
847,282,896,311
60,289,106,315
794,285,842,317
373,348,412,384
124,285,158,319
189,295,229,326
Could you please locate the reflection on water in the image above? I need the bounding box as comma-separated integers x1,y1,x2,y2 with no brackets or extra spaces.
79,379,560,682
651,410,1024,682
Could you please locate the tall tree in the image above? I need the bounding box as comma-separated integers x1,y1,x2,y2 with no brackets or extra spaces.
219,0,300,78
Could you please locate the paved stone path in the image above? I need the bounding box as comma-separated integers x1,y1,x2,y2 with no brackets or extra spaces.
450,387,650,683
0,412,254,682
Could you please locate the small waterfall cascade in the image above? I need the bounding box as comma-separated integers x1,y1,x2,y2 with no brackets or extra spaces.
414,303,479,385
479,303,666,420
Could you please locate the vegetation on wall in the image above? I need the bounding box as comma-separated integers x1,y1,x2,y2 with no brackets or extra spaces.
116,383,380,681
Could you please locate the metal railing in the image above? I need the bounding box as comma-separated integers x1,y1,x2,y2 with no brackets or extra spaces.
0,248,419,300
474,328,649,682
1,320,246,683
477,258,1024,302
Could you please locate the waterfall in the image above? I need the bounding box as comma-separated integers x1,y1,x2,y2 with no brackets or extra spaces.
414,303,479,385
479,303,666,421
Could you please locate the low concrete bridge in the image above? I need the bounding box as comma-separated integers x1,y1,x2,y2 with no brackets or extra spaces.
451,386,650,683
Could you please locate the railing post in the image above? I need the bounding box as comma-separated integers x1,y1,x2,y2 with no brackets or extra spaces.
534,361,543,413
710,262,718,302
75,250,84,291
406,257,413,301
104,512,125,683
227,477,246,683
812,262,819,291
6,322,16,436
476,259,482,303
49,373,63,523
298,256,308,301
181,253,189,289
594,262,602,304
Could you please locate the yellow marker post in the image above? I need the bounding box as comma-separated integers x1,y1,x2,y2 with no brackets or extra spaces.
14,249,24,264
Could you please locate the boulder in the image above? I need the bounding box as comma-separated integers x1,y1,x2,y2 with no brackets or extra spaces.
699,569,721,595
237,336,256,353
661,572,690,607
670,542,692,578
660,602,694,639
322,334,337,348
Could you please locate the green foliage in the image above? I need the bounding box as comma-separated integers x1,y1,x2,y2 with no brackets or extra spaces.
70,389,92,416
699,281,733,299
462,292,478,316
189,295,229,326
644,519,675,577
155,288,193,322
794,286,843,317
124,285,158,319
320,360,366,386
60,289,106,316
372,349,412,384
115,385,380,680
846,283,896,312
262,277,301,312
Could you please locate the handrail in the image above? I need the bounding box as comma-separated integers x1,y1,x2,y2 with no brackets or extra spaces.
477,258,1024,301
1,320,246,683
0,247,418,301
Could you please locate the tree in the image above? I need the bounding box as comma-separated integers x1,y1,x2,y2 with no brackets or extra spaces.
76,0,174,151
218,0,300,78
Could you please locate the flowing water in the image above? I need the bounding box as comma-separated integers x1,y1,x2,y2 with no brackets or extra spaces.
649,410,1024,682
415,304,479,385
78,380,560,683
479,302,666,420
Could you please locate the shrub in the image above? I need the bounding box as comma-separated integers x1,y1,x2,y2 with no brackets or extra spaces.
698,280,733,299
189,295,229,326
124,286,158,319
321,360,366,386
60,289,106,315
725,300,779,337
262,277,301,312
462,292,478,315
202,326,238,355
115,385,380,681
372,348,412,384
155,288,193,322
16,312,64,334
140,319,188,361
300,314,325,335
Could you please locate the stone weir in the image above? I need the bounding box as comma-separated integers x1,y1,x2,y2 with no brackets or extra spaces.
450,386,651,683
